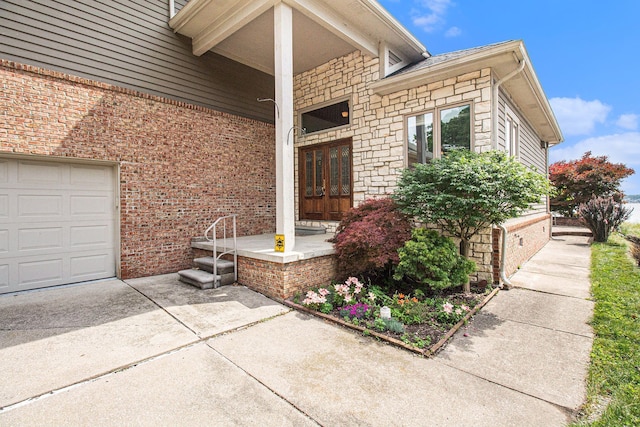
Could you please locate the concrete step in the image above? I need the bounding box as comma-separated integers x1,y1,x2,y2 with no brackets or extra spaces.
295,225,326,236
194,257,235,274
178,269,235,290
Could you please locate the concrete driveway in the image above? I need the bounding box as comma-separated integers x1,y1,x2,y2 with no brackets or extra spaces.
0,236,592,426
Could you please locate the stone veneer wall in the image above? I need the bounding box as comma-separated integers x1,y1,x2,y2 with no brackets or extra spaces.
1,60,276,279
293,50,494,280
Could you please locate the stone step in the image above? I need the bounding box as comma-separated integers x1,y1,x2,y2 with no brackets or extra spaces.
178,269,235,290
295,225,326,236
194,257,235,274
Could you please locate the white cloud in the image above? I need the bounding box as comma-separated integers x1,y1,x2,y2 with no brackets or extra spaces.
549,97,611,136
411,0,455,33
445,26,461,37
616,113,638,131
550,132,640,194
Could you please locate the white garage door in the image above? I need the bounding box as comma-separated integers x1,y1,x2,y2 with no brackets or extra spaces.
0,158,116,294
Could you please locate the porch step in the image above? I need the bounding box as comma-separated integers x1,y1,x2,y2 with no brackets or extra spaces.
295,225,327,236
194,257,235,274
178,269,235,290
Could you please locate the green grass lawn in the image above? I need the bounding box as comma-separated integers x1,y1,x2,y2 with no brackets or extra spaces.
574,223,640,426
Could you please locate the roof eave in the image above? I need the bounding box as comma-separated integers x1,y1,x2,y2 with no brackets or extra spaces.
371,40,563,144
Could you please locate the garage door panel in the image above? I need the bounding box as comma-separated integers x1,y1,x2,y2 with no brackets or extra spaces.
17,161,64,185
18,194,64,218
0,195,8,218
0,230,8,253
19,258,64,287
18,227,63,251
70,224,111,248
0,264,8,289
70,164,112,188
0,160,8,182
70,195,111,216
70,250,115,280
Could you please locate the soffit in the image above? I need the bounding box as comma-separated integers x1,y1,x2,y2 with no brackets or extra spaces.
169,0,426,75
372,40,563,144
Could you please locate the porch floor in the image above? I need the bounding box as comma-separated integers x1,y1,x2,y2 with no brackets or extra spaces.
191,233,335,264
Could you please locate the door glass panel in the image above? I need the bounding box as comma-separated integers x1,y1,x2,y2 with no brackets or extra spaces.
315,150,323,195
341,146,350,195
305,152,313,196
330,147,339,196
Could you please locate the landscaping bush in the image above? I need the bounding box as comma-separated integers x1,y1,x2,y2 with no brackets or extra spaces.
332,198,412,279
578,196,632,242
393,228,476,292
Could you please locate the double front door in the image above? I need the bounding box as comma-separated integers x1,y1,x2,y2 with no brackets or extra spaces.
299,139,352,221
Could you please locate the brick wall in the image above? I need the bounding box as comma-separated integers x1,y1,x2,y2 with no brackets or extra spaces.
1,60,276,279
237,255,337,300
492,214,551,282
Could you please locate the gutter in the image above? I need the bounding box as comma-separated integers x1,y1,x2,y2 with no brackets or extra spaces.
491,57,526,149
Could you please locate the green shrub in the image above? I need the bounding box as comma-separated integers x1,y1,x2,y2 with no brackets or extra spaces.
393,228,476,292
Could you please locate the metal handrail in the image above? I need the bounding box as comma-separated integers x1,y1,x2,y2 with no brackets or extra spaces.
204,214,237,283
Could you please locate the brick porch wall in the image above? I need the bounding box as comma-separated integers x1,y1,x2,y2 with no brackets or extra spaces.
237,256,337,300
492,214,552,282
1,60,276,279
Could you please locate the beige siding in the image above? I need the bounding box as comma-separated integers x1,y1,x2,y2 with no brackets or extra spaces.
0,0,274,122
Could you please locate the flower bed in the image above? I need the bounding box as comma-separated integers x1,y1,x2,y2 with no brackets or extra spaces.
286,277,499,356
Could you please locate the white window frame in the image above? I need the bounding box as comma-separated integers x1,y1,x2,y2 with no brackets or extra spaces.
505,104,520,158
405,102,474,167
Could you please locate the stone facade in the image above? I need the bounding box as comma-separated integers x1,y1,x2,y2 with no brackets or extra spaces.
0,60,276,279
293,50,496,281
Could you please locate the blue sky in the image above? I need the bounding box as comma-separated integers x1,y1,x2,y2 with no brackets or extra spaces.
379,0,640,195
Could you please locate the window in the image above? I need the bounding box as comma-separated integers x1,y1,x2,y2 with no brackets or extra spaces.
505,105,519,157
407,104,471,166
301,100,350,134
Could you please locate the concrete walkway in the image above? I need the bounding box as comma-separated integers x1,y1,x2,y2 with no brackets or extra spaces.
0,235,593,426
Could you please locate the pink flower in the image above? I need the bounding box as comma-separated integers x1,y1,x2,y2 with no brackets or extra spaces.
368,292,376,302
344,293,353,303
461,304,470,312
443,302,454,314
455,308,463,315
318,288,330,296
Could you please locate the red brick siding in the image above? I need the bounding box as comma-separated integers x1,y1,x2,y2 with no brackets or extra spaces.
492,215,551,282
1,60,276,279
237,255,337,300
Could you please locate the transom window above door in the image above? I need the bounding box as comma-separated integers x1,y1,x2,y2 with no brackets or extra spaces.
299,139,352,221
407,103,472,166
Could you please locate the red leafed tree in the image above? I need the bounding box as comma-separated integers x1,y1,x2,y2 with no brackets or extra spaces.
550,151,634,216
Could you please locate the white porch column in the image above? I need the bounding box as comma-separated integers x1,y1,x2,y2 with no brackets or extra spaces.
274,2,295,251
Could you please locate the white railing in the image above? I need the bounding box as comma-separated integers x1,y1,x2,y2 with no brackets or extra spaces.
204,214,237,283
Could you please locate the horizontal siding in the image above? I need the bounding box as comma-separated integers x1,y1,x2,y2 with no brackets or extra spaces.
0,0,274,122
499,91,548,215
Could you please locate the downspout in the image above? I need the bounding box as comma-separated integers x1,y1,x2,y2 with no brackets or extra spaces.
495,223,512,289
492,58,526,288
169,0,176,19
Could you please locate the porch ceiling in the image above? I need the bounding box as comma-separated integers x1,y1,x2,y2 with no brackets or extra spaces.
169,0,426,75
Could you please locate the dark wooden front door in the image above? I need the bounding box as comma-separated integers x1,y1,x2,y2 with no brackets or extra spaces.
299,139,352,221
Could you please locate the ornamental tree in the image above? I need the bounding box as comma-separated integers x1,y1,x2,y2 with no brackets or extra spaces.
331,198,412,280
549,151,634,217
394,150,551,292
